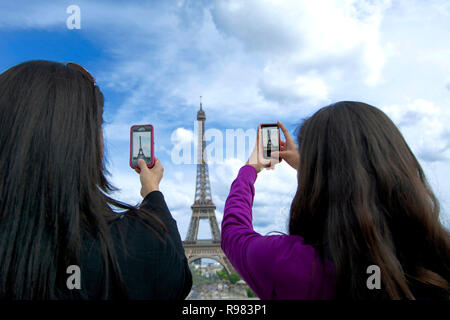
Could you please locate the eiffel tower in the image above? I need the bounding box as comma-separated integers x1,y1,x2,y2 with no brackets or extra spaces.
266,129,272,158
183,100,234,274
137,136,145,159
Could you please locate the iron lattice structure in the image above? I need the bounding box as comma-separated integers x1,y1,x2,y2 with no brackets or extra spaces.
183,102,234,274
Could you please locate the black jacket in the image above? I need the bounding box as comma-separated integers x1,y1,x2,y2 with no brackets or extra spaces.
80,191,192,299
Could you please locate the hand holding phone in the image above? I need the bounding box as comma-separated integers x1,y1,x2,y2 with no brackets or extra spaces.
271,121,299,170
135,158,163,197
246,123,281,172
130,124,155,169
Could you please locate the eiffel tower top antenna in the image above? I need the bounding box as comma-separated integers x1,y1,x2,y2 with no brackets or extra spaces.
197,96,205,121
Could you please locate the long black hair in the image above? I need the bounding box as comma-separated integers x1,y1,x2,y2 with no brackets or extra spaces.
289,101,450,299
0,60,167,299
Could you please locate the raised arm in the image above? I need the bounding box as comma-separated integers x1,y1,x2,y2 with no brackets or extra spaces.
222,164,336,300
221,165,278,298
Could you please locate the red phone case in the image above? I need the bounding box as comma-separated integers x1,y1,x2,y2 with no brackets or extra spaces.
130,124,155,169
260,123,281,160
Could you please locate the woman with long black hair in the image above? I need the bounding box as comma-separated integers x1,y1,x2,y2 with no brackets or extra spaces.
0,60,192,299
222,101,450,299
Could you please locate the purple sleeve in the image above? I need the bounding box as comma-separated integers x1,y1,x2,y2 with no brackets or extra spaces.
221,165,336,300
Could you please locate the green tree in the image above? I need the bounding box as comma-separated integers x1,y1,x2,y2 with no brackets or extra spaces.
189,264,217,285
216,268,258,298
216,268,241,283
246,287,257,298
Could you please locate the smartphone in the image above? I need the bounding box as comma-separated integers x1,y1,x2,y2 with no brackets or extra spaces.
260,123,281,160
130,124,155,169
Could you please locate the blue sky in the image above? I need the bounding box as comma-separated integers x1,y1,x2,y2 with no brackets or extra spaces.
1,0,449,239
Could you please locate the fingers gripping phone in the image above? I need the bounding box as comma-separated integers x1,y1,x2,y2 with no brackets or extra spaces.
130,124,155,169
260,123,281,160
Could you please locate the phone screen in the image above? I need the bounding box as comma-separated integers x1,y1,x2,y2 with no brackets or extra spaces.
261,125,279,159
131,125,153,168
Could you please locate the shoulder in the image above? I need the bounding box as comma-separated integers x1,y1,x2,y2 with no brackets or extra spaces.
109,212,173,260
246,234,318,261
108,213,189,299
246,234,336,299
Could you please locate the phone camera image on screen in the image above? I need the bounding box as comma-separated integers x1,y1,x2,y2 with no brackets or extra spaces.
131,126,153,167
261,125,279,159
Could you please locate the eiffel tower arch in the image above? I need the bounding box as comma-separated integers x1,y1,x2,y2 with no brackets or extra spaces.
183,101,234,274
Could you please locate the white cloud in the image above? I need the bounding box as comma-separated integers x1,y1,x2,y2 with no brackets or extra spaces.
211,0,391,93
0,2,64,29
380,99,450,227
381,99,450,163
171,127,194,145
259,71,329,106
73,0,394,123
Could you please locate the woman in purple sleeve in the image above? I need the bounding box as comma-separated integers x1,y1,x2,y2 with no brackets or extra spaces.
221,101,450,300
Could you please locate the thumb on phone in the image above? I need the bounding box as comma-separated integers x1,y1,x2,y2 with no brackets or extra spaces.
268,151,281,169
138,158,148,171
270,151,286,160
272,149,300,170
134,158,147,174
